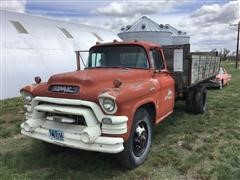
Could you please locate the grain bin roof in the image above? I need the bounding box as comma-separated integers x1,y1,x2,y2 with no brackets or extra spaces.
121,16,165,32
120,16,188,36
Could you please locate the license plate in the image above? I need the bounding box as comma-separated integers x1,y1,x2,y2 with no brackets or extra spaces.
49,129,64,141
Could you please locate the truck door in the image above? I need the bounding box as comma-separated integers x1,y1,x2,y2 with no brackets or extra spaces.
149,48,175,122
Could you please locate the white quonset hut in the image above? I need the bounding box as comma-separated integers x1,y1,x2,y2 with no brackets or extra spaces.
118,16,190,46
1,10,120,99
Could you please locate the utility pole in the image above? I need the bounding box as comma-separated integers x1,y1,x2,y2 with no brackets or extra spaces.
230,21,240,69
236,21,240,69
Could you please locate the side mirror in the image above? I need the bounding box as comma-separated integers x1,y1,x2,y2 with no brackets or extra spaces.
75,51,81,70
75,50,89,71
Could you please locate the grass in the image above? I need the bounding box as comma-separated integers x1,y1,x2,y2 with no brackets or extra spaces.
0,97,24,138
0,62,239,180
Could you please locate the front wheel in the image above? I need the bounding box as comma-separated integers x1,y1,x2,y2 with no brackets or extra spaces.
117,108,152,169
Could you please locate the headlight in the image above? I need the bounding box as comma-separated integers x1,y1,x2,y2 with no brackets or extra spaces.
20,91,33,104
99,97,117,114
103,98,115,112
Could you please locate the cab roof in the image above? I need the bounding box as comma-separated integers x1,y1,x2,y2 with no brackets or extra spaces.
92,40,161,50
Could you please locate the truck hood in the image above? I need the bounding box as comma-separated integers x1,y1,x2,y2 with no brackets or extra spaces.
43,68,152,101
48,68,149,85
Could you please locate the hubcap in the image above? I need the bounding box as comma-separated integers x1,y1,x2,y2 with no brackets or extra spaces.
132,121,148,157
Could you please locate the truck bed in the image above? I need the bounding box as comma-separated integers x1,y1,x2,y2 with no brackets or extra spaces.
162,44,220,96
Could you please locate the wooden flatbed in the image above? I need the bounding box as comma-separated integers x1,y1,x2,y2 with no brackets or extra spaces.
162,44,220,98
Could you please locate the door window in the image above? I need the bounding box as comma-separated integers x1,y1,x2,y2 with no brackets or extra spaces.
149,49,165,70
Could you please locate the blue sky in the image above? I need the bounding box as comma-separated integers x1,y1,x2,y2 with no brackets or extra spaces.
1,0,239,51
25,0,230,16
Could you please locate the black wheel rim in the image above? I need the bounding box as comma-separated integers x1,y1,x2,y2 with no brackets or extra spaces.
132,121,148,157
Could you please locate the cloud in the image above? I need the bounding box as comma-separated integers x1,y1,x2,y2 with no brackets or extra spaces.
97,0,183,17
179,1,239,51
189,1,239,25
0,0,27,13
67,16,136,33
94,0,189,32
80,1,238,52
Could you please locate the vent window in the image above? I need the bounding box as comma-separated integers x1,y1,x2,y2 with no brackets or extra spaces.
58,27,73,39
10,21,28,34
91,32,103,41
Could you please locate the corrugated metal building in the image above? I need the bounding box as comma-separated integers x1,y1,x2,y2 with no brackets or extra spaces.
1,10,120,99
118,16,190,46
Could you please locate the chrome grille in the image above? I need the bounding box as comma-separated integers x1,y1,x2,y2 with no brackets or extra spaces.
45,112,86,126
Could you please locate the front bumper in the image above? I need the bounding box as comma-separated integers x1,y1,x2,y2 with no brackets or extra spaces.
21,124,124,153
21,96,128,153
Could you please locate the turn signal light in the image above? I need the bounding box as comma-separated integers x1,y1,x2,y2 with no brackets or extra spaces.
102,118,112,124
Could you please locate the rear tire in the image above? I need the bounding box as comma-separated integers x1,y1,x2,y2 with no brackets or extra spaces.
194,86,207,114
117,108,152,169
186,88,195,113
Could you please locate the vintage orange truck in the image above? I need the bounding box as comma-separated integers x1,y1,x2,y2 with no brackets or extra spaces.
20,41,220,169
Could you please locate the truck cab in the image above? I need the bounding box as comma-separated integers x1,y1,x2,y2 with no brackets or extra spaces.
20,41,175,169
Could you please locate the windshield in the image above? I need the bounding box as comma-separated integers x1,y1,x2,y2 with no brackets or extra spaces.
87,45,149,69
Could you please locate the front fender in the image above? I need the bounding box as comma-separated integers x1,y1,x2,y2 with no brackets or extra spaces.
115,80,157,103
103,80,158,140
20,83,48,97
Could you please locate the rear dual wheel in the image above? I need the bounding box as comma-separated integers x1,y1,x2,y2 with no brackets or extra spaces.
186,88,195,113
186,86,207,114
117,108,152,169
194,86,207,113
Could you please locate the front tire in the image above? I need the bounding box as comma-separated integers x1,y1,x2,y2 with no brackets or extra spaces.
117,108,152,169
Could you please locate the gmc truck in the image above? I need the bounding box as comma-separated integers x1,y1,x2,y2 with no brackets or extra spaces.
20,41,220,169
